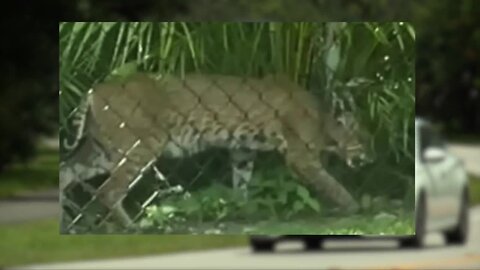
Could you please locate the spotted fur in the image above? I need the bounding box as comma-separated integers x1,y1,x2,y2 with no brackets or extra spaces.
61,73,369,228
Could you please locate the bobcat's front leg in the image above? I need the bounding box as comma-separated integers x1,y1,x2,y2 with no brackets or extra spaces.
283,133,359,213
96,143,158,229
289,157,360,213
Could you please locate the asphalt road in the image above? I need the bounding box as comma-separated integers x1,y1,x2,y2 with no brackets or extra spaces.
14,206,480,270
0,189,59,224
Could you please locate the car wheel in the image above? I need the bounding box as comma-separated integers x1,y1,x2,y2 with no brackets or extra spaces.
250,237,275,252
444,188,469,245
400,192,427,248
304,237,323,251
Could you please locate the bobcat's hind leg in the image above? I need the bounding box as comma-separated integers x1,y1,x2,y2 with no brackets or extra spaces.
230,148,256,199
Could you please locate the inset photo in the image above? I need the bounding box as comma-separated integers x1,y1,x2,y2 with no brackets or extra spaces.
59,22,415,235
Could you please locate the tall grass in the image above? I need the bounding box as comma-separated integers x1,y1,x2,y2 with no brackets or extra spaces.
60,22,414,157
59,22,415,214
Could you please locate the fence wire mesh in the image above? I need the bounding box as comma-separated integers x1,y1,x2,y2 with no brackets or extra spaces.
57,22,405,234
59,72,367,234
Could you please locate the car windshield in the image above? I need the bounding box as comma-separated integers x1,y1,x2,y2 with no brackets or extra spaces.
415,130,419,160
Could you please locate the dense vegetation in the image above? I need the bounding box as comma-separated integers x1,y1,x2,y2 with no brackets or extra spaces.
0,3,57,172
60,22,414,234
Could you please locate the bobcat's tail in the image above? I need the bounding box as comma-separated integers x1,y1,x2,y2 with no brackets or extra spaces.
63,93,93,150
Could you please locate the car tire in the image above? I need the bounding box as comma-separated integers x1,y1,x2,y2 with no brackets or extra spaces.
304,237,323,251
250,237,275,252
444,187,469,245
400,192,427,248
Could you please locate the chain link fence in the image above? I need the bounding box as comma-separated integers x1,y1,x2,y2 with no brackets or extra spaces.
59,72,367,234
57,22,409,234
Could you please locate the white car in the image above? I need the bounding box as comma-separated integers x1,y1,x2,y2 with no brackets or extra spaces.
250,118,469,251
401,118,469,247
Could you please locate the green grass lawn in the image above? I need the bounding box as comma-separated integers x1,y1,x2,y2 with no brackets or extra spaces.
0,148,59,198
0,212,414,267
469,174,480,206
0,219,248,267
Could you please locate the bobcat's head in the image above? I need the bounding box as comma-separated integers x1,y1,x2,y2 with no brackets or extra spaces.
325,112,372,168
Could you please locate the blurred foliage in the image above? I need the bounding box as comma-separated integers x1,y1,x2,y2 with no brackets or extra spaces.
0,148,59,198
2,0,476,175
0,2,57,172
60,0,411,21
413,0,480,134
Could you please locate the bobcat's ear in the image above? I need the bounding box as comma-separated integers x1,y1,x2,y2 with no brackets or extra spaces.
263,73,304,92
93,72,160,97
104,61,139,82
263,73,291,83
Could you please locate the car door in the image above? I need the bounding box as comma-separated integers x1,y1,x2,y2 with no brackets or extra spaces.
419,125,452,221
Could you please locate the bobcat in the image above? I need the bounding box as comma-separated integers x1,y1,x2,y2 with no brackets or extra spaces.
61,73,370,228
